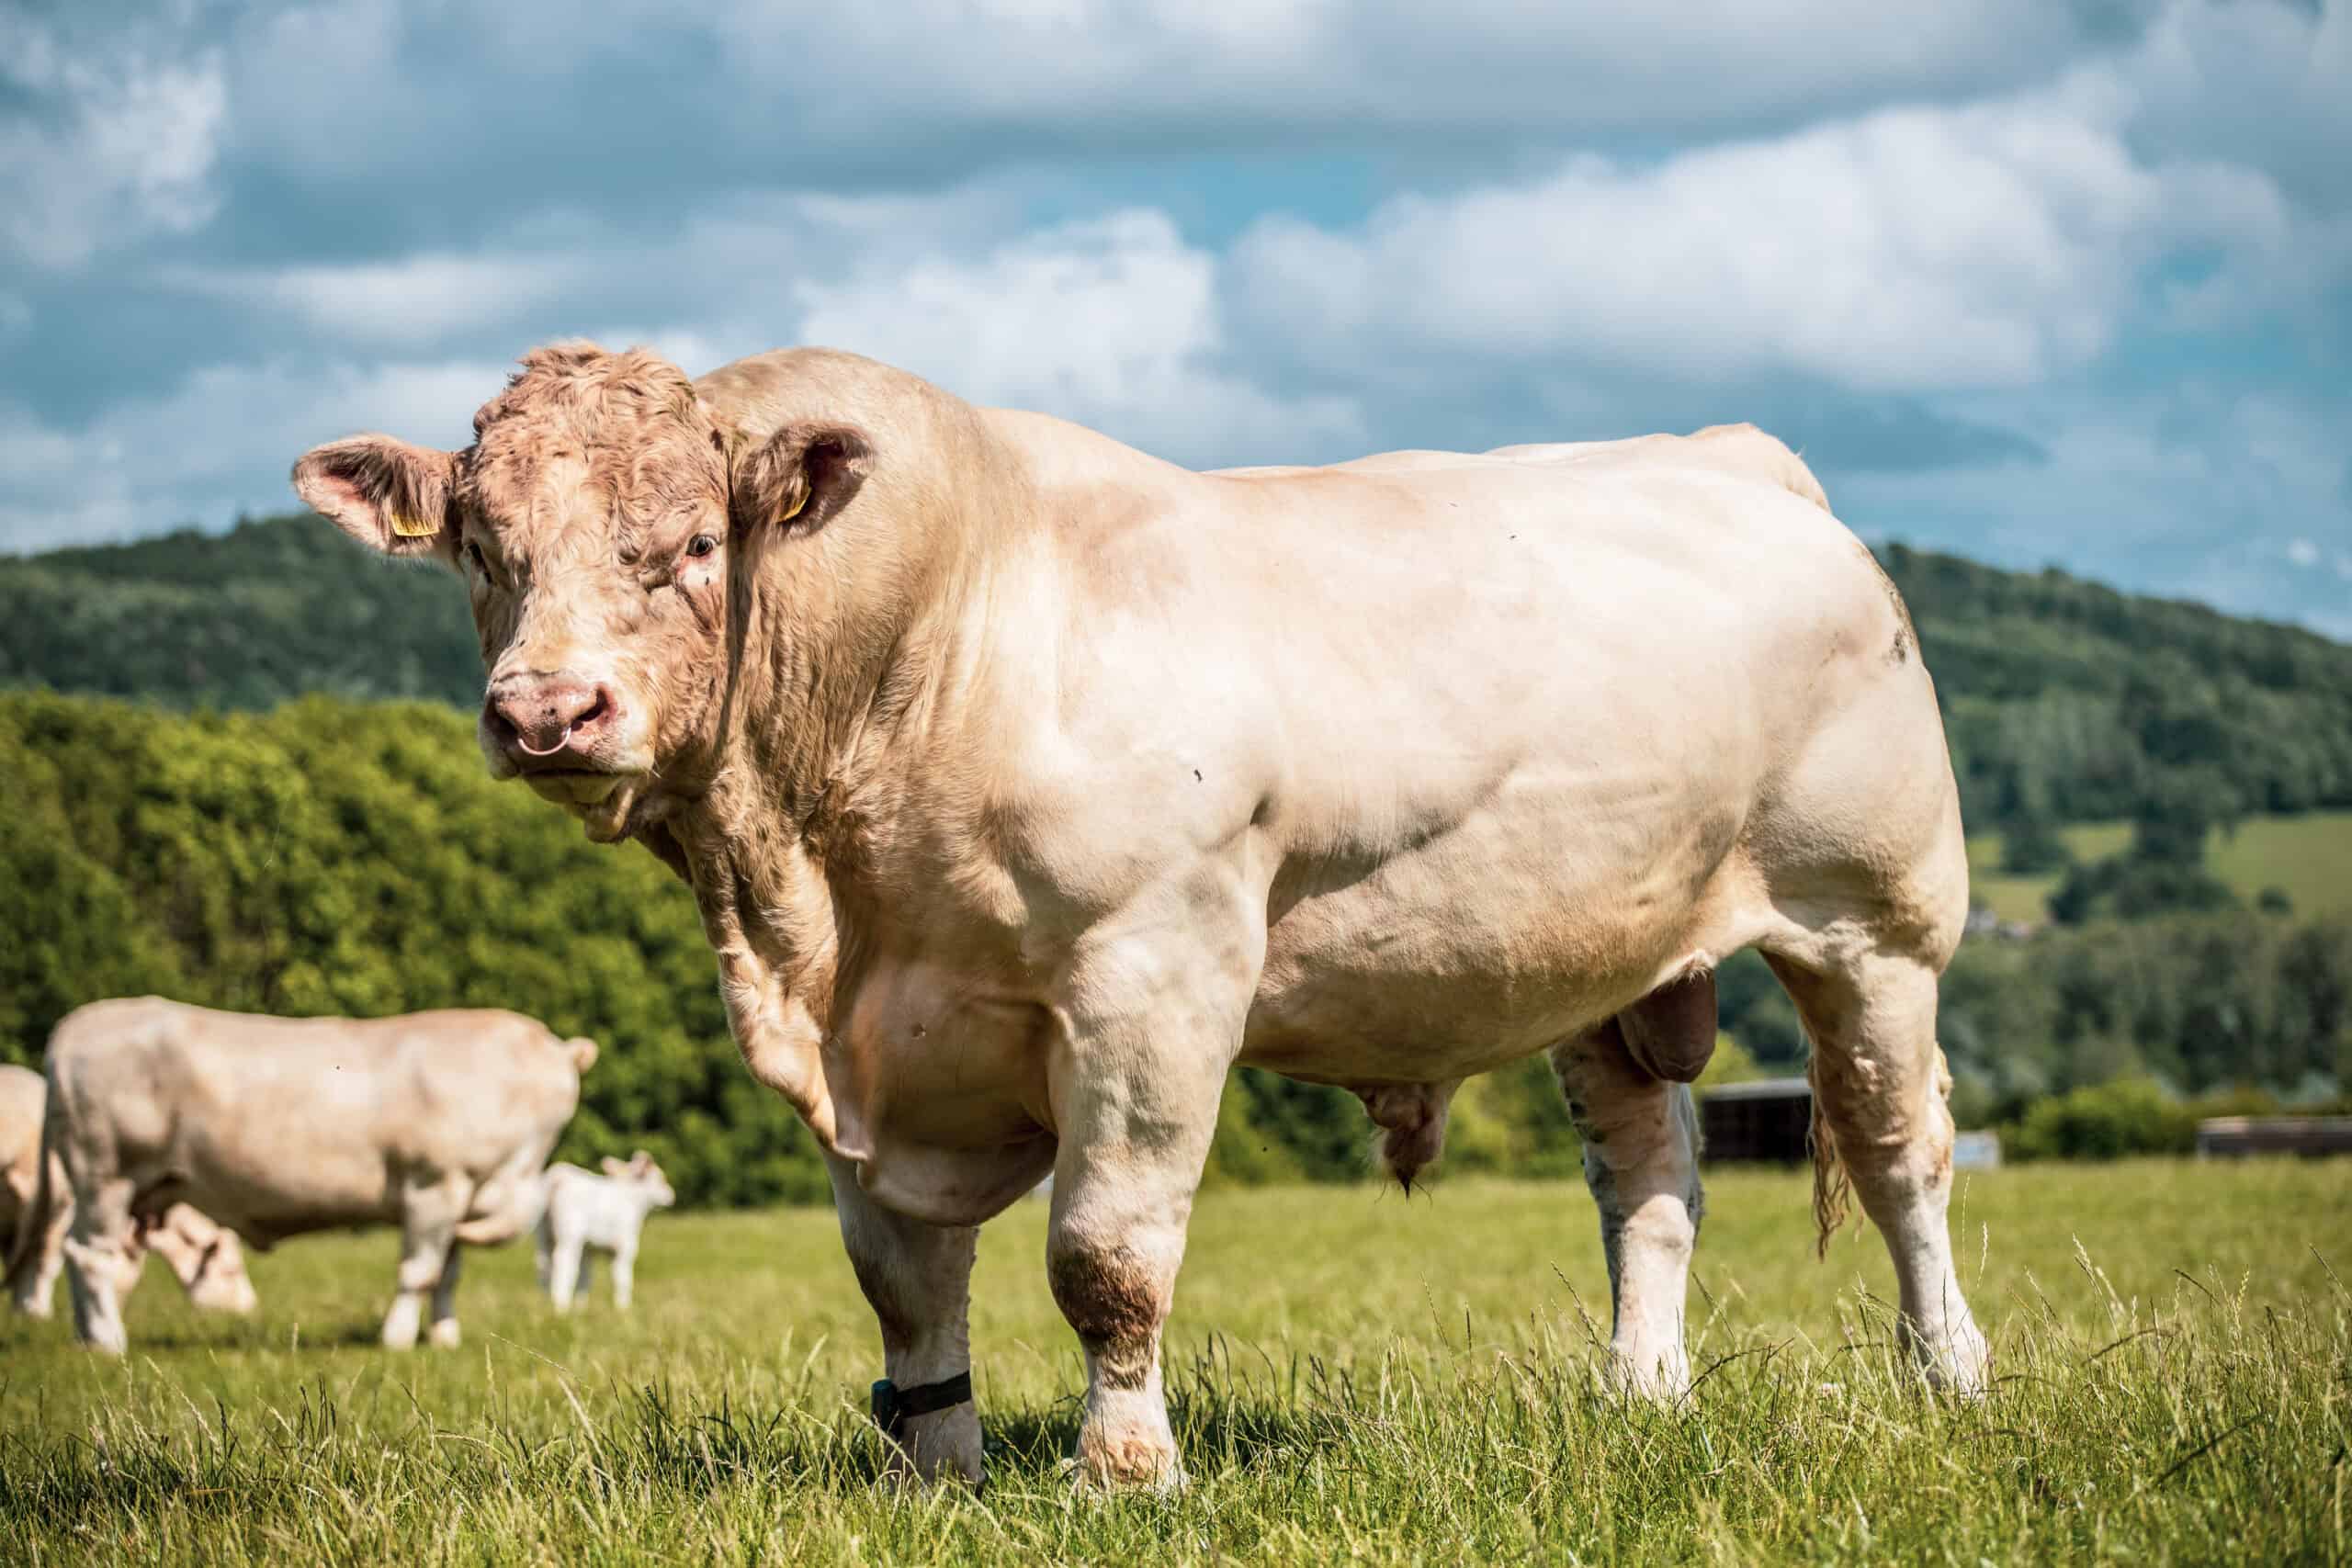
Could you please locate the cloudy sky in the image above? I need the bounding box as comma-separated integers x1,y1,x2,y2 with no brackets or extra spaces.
3,2,2347,633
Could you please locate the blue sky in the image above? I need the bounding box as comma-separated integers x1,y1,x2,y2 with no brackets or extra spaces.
3,1,2346,634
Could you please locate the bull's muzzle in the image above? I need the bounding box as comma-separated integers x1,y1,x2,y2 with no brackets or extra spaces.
484,675,619,768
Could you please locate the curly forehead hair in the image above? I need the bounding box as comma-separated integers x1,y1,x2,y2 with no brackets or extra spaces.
471,341,705,439
461,343,725,521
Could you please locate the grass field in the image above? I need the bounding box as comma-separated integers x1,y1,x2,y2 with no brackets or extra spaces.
1965,808,2352,924
4,1164,2347,1564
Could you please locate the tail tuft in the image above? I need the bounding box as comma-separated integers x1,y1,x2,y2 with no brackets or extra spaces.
1805,1060,1854,1258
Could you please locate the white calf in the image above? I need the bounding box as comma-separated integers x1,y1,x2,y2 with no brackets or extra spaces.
536,1153,674,1311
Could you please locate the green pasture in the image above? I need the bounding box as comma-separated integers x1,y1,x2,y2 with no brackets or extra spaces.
4,1163,2346,1563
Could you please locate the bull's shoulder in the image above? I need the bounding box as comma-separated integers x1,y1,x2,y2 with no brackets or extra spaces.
45,995,191,1059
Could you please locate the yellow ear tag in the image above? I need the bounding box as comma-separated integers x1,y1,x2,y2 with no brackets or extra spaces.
390,512,437,538
778,491,807,524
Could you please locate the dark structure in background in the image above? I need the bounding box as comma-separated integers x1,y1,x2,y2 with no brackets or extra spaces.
1700,1079,2006,1168
1699,1078,1814,1164
2197,1117,2352,1158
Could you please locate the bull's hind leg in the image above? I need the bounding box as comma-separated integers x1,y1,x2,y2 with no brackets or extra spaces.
1767,949,1989,1392
1550,1022,1702,1396
383,1180,462,1350
427,1243,463,1348
829,1152,985,1487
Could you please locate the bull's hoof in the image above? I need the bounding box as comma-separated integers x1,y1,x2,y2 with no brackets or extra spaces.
1609,1347,1692,1402
428,1319,462,1349
1067,1431,1187,1495
1912,1317,1992,1398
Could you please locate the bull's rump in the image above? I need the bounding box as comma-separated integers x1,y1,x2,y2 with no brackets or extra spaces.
46,1000,579,1240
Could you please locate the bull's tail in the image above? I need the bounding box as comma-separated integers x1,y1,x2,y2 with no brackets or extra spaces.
1804,1056,1854,1258
6,1103,61,1309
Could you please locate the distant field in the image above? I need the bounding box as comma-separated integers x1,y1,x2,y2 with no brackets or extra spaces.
4,1166,2346,1564
1966,808,2352,923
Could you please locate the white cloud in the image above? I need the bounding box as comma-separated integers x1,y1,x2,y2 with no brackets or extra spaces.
0,358,504,553
164,253,587,345
702,0,2128,142
1229,92,2297,397
793,209,1361,464
2286,537,2321,568
0,10,227,268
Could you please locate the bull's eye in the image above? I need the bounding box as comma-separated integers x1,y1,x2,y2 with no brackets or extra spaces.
463,540,489,576
684,534,719,559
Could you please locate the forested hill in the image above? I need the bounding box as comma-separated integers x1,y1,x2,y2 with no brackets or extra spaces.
0,516,477,710
5,516,2349,832
1878,545,2352,831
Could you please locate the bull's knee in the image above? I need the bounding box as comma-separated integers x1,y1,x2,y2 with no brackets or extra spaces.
1048,1240,1165,1395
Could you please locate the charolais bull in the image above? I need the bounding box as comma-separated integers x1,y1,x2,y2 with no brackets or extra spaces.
4,1000,594,1352
290,342,1985,1488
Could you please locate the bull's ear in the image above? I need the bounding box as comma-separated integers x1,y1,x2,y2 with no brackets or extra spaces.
291,435,459,560
600,1156,629,1178
730,421,872,536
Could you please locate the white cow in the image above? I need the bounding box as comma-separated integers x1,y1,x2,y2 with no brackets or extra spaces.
3,1061,257,1320
534,1152,676,1310
4,998,594,1353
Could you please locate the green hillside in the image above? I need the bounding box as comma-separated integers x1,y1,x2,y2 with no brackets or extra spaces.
0,517,478,709
1878,544,2352,834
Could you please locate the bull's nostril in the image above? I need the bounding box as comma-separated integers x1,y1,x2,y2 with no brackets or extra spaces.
574,689,611,730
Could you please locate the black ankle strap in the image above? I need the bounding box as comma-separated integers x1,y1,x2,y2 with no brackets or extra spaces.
870,1371,973,1438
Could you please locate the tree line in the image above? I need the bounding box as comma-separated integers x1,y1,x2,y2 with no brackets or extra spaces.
3,692,2343,1202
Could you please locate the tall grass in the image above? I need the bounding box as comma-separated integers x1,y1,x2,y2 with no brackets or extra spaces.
4,1163,2345,1563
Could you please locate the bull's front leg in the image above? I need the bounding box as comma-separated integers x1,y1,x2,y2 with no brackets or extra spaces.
828,1153,985,1487
11,1155,72,1319
59,1171,141,1354
1047,898,1261,1491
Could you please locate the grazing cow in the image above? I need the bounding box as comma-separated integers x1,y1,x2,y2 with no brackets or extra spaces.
3,999,594,1353
290,343,1986,1488
4,1063,257,1319
534,1151,676,1311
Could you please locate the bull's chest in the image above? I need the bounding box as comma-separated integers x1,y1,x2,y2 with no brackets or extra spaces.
830,959,1055,1148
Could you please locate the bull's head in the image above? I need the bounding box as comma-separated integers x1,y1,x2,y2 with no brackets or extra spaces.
291,343,871,841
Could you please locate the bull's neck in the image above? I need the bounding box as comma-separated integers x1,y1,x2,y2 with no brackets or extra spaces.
652,468,1008,1160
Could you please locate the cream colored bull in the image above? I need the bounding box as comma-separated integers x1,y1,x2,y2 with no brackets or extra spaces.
4,1000,594,1353
291,344,1987,1489
3,1062,258,1320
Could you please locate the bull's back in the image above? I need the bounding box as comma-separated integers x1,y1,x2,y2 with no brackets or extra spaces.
45,1001,583,1235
